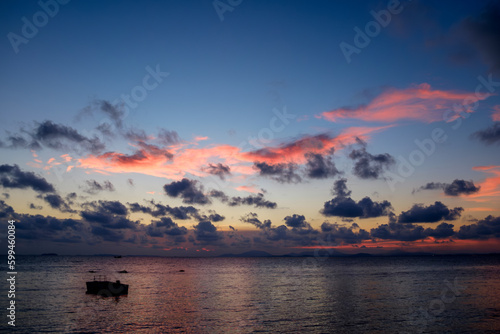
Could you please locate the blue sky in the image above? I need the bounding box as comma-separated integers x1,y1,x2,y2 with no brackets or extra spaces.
1,0,499,255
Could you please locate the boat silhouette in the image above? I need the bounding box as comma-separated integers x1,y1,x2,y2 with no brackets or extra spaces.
86,275,129,296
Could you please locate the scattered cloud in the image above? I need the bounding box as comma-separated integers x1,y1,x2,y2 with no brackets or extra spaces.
321,179,392,218
40,194,75,213
371,221,454,242
146,217,188,242
129,201,199,220
414,179,480,196
348,139,395,179
82,179,115,194
456,215,500,239
253,161,301,183
397,201,463,223
0,164,55,193
202,163,231,180
319,83,491,123
164,178,211,205
193,221,224,244
472,122,500,145
304,152,339,179
1,121,106,154
321,222,370,244
223,192,277,209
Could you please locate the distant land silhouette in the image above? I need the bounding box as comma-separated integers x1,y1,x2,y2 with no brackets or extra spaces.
218,250,500,258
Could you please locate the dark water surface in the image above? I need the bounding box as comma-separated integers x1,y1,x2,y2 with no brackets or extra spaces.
1,255,499,333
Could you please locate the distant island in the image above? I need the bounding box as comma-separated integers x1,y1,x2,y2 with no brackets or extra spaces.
41,253,58,256
218,250,500,258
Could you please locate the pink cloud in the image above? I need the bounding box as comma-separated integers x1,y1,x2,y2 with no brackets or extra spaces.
319,83,492,123
235,185,259,193
492,105,500,121
470,165,500,198
242,126,392,164
77,126,391,180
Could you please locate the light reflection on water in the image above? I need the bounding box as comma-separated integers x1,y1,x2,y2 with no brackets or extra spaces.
0,255,499,333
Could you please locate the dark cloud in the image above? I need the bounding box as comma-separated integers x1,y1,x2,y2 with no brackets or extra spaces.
157,129,181,145
414,182,445,193
414,179,480,196
123,128,149,142
424,223,455,239
29,203,42,210
90,226,125,242
82,180,115,194
0,164,55,193
265,225,289,242
1,202,84,242
284,214,308,228
0,200,15,218
131,200,225,224
320,222,370,244
240,212,272,229
331,178,351,197
203,212,225,222
370,222,426,241
146,217,188,241
349,140,395,179
321,179,392,218
241,213,316,245
79,99,125,132
81,200,138,230
398,201,463,223
164,178,211,205
371,219,455,242
458,2,500,74
30,121,105,154
84,200,128,216
80,100,181,147
129,201,199,220
202,163,231,180
283,214,316,237
227,193,277,209
472,122,500,145
456,215,500,240
208,189,229,201
193,221,223,244
253,162,301,183
304,152,339,179
210,190,277,209
0,134,39,150
41,194,75,213
96,100,125,129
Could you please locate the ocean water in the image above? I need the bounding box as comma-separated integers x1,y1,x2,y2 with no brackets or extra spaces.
1,255,499,333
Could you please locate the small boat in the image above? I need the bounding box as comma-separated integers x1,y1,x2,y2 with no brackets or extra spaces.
114,255,122,258
86,275,129,296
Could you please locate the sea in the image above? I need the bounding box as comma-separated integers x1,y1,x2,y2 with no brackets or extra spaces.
0,254,499,333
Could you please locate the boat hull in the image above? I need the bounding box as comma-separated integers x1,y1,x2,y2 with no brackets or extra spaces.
86,280,129,296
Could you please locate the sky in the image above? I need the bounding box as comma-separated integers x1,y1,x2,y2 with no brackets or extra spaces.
0,0,499,256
